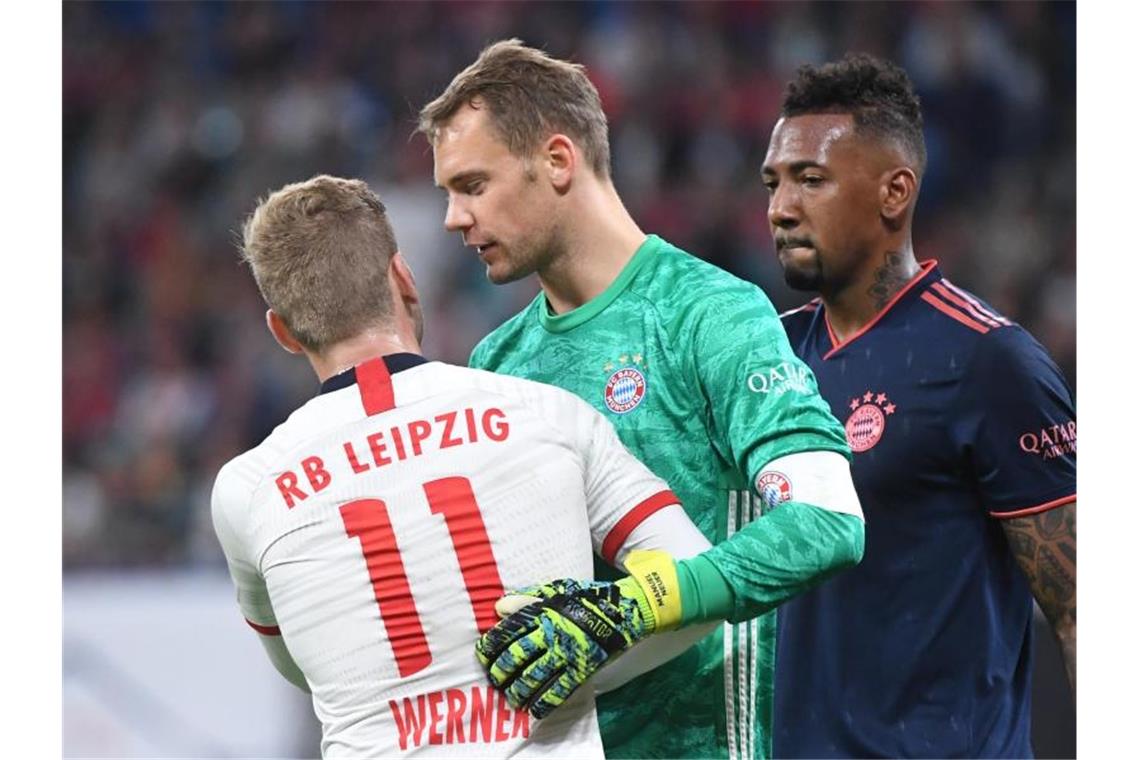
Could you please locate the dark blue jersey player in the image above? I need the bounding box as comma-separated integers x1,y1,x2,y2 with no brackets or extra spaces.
760,55,1076,758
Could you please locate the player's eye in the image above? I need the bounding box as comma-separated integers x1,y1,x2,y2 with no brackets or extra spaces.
465,180,485,195
801,175,824,187
762,179,778,193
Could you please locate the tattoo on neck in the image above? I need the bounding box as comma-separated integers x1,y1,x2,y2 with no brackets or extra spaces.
868,252,912,310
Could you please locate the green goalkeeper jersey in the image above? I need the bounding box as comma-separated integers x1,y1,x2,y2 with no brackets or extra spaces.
470,235,849,759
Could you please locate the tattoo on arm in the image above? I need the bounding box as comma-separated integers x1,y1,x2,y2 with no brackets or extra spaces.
1002,501,1076,692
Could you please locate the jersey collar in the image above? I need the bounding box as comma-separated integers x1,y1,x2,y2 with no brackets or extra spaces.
537,234,662,333
822,259,940,359
318,352,428,395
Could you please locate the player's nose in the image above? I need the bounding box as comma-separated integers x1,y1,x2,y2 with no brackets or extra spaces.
768,186,800,230
444,197,474,233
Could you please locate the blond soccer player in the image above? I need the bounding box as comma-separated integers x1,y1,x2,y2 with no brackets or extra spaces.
212,175,713,758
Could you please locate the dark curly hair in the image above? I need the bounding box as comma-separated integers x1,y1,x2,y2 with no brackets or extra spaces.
782,53,926,175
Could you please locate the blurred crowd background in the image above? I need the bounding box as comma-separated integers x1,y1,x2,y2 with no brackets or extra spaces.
62,1,1076,571
61,2,1076,755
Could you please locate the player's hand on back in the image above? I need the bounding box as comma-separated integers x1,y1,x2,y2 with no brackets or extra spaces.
475,550,681,719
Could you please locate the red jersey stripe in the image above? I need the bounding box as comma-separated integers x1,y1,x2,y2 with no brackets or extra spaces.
357,358,396,415
246,619,282,636
602,490,681,565
822,260,938,359
941,280,1013,325
824,312,842,350
989,493,1075,519
920,292,991,334
931,282,1002,327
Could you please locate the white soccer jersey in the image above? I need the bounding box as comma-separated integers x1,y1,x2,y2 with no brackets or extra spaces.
212,354,683,758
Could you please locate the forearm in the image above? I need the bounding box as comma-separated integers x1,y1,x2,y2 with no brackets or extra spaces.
590,503,717,692
1052,611,1076,692
679,503,864,624
1003,501,1076,692
478,489,861,717
610,503,712,564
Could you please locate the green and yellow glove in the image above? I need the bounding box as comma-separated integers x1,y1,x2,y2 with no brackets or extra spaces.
474,550,683,719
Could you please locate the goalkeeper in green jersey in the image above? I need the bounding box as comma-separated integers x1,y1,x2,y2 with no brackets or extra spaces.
418,39,865,760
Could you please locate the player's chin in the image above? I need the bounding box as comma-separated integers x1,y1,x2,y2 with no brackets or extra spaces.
778,250,823,292
485,258,530,285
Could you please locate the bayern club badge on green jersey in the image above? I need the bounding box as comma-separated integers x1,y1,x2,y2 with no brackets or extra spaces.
602,354,647,414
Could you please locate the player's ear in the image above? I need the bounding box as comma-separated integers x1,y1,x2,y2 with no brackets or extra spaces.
880,167,918,230
543,133,576,193
390,252,420,306
266,309,305,355
390,253,425,345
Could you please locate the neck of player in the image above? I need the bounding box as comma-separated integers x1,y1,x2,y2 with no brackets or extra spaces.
538,180,646,315
822,243,919,344
309,326,422,383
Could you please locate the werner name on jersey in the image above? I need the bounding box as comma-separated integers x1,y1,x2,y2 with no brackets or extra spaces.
212,354,710,758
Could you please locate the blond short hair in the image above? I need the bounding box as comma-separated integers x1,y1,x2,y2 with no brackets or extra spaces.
240,175,398,353
418,38,611,178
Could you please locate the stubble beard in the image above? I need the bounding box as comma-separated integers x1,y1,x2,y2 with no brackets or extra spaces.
486,225,562,286
779,248,825,292
485,241,535,285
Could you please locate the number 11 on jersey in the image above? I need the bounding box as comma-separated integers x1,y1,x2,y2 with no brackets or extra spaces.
339,476,506,677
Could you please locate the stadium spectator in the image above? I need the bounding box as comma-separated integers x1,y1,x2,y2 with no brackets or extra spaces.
62,1,1074,579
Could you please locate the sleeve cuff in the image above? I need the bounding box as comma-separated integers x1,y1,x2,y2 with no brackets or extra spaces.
246,618,282,636
601,489,680,565
989,493,1075,519
676,553,735,625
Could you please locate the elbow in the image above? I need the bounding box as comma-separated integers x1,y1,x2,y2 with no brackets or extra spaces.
825,513,865,573
845,517,865,567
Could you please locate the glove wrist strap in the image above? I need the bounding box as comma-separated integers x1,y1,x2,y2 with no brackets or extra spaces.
622,550,683,632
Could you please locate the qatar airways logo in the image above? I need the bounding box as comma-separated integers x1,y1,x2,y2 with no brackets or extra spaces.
1019,420,1076,460
746,362,811,396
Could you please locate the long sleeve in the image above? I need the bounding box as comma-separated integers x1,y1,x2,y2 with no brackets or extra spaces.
689,503,863,624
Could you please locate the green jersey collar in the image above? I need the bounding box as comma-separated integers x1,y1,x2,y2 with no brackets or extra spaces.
538,234,662,333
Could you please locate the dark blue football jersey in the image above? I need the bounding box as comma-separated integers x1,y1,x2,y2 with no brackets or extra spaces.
773,261,1076,758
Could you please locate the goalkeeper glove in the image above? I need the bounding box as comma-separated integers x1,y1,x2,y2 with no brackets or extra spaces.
474,549,683,719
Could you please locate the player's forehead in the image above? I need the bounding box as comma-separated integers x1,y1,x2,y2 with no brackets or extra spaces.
432,104,510,187
762,114,857,173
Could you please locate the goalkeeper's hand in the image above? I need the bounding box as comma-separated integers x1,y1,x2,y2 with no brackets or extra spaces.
474,550,683,719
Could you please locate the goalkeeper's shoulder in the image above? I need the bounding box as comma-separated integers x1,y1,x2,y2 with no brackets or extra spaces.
629,244,782,356
635,241,778,316
468,296,544,371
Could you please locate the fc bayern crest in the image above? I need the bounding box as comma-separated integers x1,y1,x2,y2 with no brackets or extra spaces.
757,471,793,511
845,390,896,452
604,367,647,414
